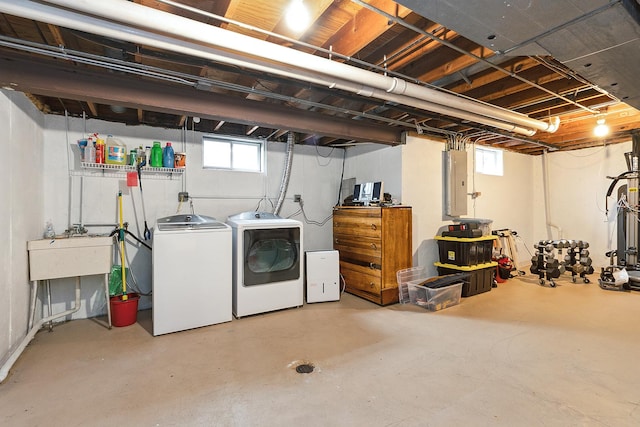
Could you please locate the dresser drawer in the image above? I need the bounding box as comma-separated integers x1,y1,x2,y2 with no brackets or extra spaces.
339,261,382,295
333,206,412,306
333,216,382,239
334,234,381,259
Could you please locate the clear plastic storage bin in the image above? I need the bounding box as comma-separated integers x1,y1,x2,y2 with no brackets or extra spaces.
396,266,427,304
407,281,463,311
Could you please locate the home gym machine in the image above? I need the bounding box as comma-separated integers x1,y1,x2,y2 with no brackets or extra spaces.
600,131,640,291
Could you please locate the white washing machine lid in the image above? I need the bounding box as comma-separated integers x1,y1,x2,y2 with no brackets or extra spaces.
156,214,227,231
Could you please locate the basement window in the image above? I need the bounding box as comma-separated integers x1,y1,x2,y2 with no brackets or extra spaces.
475,146,503,176
203,135,264,172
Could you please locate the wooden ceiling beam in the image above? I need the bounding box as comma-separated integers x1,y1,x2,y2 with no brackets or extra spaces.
323,0,412,56
86,101,98,117
444,57,541,93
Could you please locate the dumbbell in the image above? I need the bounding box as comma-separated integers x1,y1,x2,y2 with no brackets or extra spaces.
580,257,592,266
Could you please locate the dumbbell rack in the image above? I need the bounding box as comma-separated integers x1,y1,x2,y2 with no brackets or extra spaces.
564,241,595,283
530,240,594,287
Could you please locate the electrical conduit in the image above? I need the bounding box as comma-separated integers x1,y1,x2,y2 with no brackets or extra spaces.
26,0,558,136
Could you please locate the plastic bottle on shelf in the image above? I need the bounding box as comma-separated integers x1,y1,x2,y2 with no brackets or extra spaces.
43,220,55,239
137,145,146,167
106,135,127,165
85,136,96,163
95,137,105,164
162,142,175,168
145,146,151,165
150,141,163,167
77,139,87,162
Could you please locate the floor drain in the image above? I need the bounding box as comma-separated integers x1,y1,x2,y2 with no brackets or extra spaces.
295,363,314,374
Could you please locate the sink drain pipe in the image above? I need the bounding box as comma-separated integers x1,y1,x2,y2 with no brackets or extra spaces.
0,280,81,383
274,132,295,216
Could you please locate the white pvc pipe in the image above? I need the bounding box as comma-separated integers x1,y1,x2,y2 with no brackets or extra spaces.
542,151,563,239
1,0,540,136
0,279,81,383
38,0,557,134
0,0,540,136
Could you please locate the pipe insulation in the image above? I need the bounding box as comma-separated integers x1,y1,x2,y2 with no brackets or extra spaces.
0,0,543,137
273,133,295,216
21,0,558,135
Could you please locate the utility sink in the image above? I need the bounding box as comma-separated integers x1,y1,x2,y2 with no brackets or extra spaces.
27,236,113,281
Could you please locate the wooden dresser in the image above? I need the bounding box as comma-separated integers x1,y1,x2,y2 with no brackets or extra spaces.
333,206,412,305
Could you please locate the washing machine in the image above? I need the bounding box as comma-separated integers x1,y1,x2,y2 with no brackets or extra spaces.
152,214,232,336
227,211,303,318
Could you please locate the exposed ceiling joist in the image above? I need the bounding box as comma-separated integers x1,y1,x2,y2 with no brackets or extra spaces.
0,52,403,145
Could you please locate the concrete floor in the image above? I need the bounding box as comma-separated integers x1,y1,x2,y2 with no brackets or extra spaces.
2,276,640,426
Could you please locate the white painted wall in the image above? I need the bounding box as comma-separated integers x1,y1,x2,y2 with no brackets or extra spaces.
532,141,632,269
41,115,344,320
342,134,536,276
467,141,535,269
351,133,536,276
0,90,44,367
344,144,403,201
2,88,629,369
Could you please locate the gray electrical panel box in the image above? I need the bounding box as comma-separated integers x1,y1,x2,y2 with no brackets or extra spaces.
444,150,467,217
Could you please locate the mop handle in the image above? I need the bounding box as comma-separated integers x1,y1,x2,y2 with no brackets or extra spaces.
118,191,128,301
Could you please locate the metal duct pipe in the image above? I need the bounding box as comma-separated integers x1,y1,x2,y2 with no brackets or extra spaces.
273,132,295,216
0,0,541,137
37,0,557,135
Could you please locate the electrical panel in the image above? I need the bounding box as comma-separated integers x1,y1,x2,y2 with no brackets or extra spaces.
444,150,467,217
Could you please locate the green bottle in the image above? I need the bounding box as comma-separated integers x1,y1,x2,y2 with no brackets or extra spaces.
150,141,163,167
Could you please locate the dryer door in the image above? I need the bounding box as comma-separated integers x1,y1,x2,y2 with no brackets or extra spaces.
242,227,300,286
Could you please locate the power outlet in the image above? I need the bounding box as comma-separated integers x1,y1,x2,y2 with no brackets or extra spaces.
294,194,302,203
178,191,189,202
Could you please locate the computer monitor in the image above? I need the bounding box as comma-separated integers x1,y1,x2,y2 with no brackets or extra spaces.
372,181,383,202
352,184,362,201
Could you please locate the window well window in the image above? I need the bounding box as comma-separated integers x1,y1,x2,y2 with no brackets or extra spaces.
475,146,503,176
203,135,264,172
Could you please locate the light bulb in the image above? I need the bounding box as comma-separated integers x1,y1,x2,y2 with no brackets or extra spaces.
286,0,310,33
594,118,609,138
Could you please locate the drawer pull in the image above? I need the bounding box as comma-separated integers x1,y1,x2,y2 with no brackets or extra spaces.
335,238,339,244
369,282,375,288
370,224,377,230
370,243,377,250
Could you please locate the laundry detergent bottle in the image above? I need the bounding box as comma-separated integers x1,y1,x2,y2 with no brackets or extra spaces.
106,135,127,165
150,141,163,167
84,137,96,163
162,142,175,168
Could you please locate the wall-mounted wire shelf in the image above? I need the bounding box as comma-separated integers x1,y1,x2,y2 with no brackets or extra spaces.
72,162,185,179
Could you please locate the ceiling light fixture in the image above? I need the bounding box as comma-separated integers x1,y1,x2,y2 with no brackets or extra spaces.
110,105,127,114
594,118,609,138
285,0,310,33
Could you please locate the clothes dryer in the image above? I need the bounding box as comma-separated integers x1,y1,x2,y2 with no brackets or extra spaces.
227,211,303,317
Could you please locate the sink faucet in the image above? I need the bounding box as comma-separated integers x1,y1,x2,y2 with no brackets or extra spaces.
65,224,88,236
